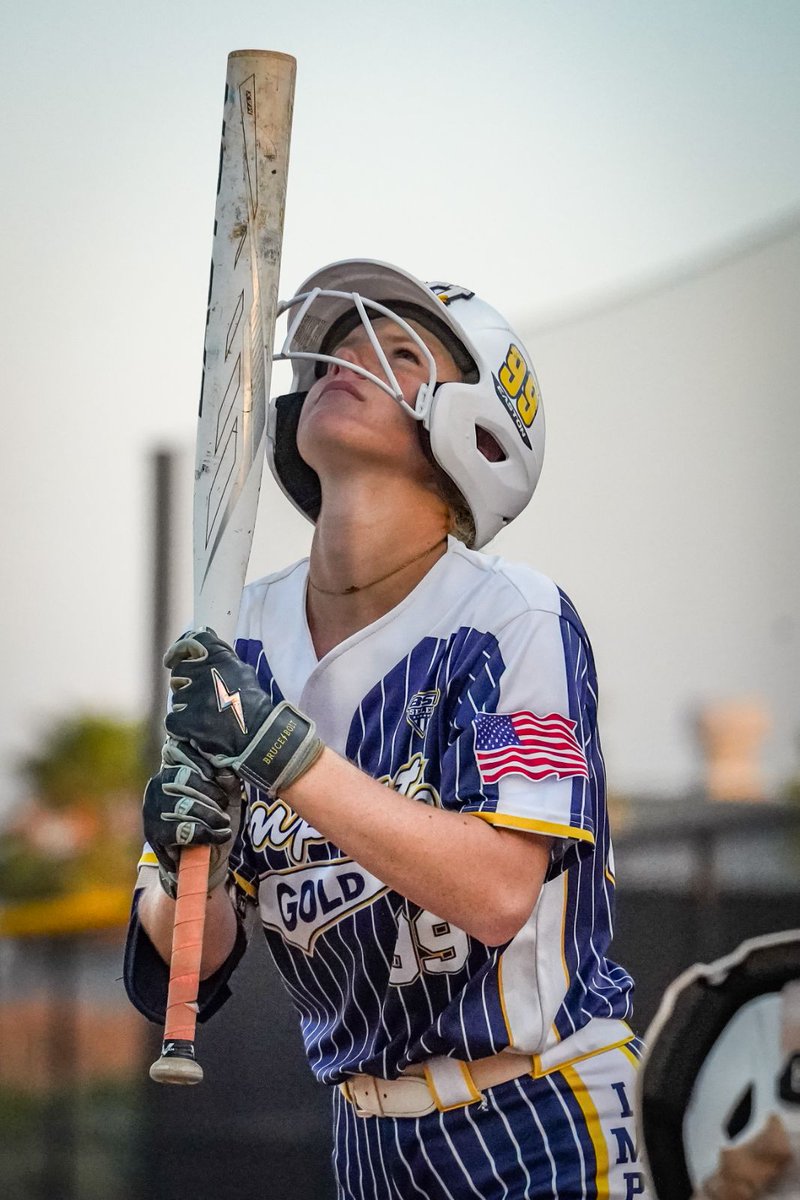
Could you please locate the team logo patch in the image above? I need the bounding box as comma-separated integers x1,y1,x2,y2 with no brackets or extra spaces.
473,710,589,785
211,667,247,734
406,689,440,737
259,859,389,953
492,342,540,450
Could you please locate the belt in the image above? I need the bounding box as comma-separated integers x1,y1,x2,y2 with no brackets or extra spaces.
341,1049,536,1119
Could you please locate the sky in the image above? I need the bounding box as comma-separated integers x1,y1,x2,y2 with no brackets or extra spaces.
1,0,800,804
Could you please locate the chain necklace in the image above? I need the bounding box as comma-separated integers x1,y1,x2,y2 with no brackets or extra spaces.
308,536,447,596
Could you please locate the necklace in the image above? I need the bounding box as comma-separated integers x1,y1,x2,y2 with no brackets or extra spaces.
308,536,447,596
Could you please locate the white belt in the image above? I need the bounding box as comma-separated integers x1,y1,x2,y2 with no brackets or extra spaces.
341,1020,636,1119
341,1049,535,1118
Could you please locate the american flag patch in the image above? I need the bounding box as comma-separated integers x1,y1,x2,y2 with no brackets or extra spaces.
473,711,589,785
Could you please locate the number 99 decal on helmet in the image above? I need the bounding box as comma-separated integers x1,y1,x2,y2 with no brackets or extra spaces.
268,259,545,549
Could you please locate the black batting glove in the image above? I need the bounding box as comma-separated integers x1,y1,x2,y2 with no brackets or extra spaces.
164,628,323,797
142,739,244,898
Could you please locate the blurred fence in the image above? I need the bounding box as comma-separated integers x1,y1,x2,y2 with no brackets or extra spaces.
0,894,333,1200
0,890,144,1200
1,798,798,1200
613,796,800,1027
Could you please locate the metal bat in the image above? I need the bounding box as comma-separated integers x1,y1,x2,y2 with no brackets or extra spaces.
149,48,296,1086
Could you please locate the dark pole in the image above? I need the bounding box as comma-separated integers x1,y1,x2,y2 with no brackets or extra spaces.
146,450,175,772
40,937,78,1200
137,448,177,1200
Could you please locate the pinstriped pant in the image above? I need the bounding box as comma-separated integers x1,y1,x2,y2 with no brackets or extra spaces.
332,1042,651,1200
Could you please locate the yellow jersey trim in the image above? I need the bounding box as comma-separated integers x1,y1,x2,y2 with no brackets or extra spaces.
559,871,571,989
532,1032,637,1080
550,872,572,1044
471,812,595,844
496,955,513,1042
561,1063,610,1199
458,1062,484,1105
422,1064,479,1112
619,1041,641,1070
232,871,257,899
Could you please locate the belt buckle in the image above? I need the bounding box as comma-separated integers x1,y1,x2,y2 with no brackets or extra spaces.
343,1076,380,1118
343,1073,438,1119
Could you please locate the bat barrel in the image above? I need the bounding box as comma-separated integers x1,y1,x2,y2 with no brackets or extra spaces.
193,48,296,643
228,48,296,62
154,47,295,1087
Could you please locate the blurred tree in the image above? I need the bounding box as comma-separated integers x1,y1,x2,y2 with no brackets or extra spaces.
21,715,146,810
0,715,147,901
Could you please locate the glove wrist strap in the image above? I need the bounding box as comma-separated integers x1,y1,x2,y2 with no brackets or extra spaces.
158,866,179,900
235,702,323,796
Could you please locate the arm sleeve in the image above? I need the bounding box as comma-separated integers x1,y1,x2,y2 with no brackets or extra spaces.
123,870,250,1025
440,609,601,850
127,658,259,1023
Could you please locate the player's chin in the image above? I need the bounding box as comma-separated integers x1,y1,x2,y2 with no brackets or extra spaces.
299,405,408,464
300,392,363,433
305,439,400,482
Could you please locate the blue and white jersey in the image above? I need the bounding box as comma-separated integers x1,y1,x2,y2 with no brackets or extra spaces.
226,538,633,1086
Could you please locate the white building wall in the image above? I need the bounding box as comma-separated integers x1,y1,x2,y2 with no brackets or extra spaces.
491,221,800,797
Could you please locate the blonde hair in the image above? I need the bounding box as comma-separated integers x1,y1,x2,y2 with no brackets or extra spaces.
435,472,476,549
417,417,477,550
450,502,477,548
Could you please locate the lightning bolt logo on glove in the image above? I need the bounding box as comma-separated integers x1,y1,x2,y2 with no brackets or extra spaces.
164,629,323,799
211,667,248,734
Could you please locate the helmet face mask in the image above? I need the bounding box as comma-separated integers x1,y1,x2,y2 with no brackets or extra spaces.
279,289,440,420
268,259,545,550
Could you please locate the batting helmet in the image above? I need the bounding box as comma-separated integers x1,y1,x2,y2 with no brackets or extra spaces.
267,259,545,549
638,930,800,1200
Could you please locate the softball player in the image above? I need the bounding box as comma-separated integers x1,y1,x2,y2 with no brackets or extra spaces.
126,261,650,1198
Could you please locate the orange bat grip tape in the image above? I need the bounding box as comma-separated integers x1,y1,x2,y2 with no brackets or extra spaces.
164,844,212,1041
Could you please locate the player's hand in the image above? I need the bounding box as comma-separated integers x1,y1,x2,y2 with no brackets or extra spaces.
142,738,244,898
164,628,324,797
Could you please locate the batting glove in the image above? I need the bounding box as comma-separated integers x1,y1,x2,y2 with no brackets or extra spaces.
164,628,323,797
142,738,244,898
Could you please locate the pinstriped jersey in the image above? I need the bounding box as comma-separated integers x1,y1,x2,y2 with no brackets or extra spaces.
228,538,633,1085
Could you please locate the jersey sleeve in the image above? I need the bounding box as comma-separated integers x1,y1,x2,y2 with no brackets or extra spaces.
123,867,251,1025
442,608,600,849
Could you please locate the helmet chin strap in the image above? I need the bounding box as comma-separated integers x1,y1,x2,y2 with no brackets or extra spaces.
276,289,438,424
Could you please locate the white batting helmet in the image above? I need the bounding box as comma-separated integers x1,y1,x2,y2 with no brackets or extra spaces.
267,259,545,549
638,930,800,1200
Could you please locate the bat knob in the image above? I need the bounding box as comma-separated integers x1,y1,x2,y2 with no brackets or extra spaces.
149,1039,204,1085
